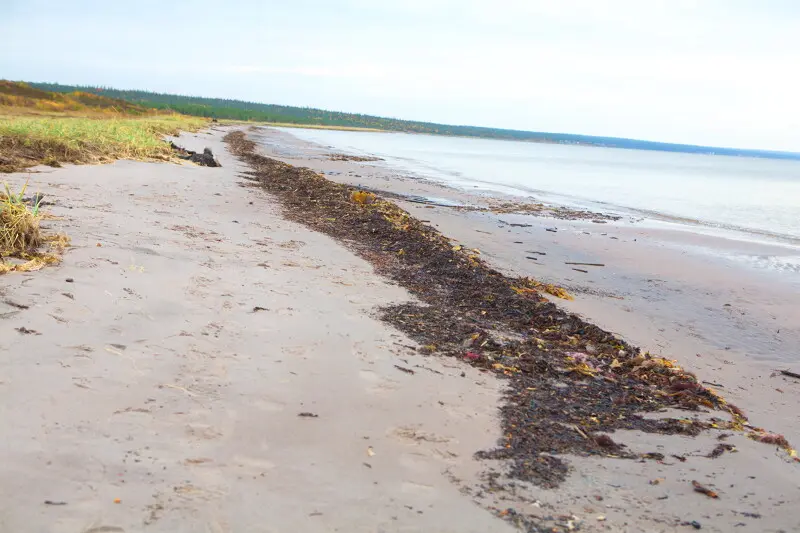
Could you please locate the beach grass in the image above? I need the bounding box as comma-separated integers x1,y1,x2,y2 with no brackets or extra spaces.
0,114,208,172
0,180,42,253
0,180,69,273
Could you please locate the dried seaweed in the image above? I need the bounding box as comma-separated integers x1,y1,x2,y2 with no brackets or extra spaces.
225,131,796,489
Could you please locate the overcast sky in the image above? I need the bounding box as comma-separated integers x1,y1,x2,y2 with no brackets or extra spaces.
3,0,799,150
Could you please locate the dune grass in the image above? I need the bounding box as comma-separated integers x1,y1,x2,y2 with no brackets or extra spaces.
0,180,69,273
0,114,208,172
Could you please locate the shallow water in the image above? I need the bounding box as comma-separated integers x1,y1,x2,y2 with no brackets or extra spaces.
280,128,800,248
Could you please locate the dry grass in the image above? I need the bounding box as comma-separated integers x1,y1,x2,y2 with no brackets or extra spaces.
0,80,148,116
0,180,68,274
0,181,41,252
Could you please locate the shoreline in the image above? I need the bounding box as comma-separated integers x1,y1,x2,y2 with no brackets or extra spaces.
273,125,800,254
235,127,800,531
250,125,800,426
255,126,800,285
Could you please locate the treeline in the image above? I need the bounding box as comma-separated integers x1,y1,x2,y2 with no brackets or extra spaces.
31,82,493,134
27,81,800,160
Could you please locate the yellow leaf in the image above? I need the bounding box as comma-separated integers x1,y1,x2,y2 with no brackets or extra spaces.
350,190,376,205
567,363,598,376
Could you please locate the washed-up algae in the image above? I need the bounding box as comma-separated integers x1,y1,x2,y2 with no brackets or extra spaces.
346,184,618,221
225,131,796,491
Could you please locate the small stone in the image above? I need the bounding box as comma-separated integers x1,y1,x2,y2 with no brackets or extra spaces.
65,278,74,283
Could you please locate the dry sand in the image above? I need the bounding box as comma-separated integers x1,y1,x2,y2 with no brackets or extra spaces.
1,126,798,532
0,129,513,533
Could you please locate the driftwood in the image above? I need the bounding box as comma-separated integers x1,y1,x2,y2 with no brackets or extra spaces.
170,143,221,167
780,369,800,380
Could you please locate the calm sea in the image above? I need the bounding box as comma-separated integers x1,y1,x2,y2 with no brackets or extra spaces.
278,127,800,270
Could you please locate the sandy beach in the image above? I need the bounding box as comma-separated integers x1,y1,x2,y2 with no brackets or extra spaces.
1,126,799,533
0,129,511,533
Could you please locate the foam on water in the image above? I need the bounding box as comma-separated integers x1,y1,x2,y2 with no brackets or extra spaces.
728,254,800,274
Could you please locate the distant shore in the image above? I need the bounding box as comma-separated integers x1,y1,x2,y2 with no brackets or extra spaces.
245,121,385,133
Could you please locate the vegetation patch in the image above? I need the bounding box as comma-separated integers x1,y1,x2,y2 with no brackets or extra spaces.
0,82,208,172
225,130,796,495
0,115,207,173
0,80,147,116
0,181,68,274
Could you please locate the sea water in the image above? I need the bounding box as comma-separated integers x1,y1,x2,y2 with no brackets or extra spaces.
277,127,800,272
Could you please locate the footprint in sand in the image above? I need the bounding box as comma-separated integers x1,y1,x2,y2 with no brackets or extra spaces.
392,426,459,466
359,369,399,394
186,424,223,440
390,425,452,445
252,398,286,412
440,402,479,422
231,455,276,475
277,239,305,250
401,481,435,494
398,452,437,473
172,482,227,502
281,345,307,357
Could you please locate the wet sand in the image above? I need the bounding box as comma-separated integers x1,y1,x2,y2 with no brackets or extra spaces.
1,126,798,532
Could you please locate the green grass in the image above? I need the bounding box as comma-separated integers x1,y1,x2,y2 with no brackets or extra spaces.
0,114,208,171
